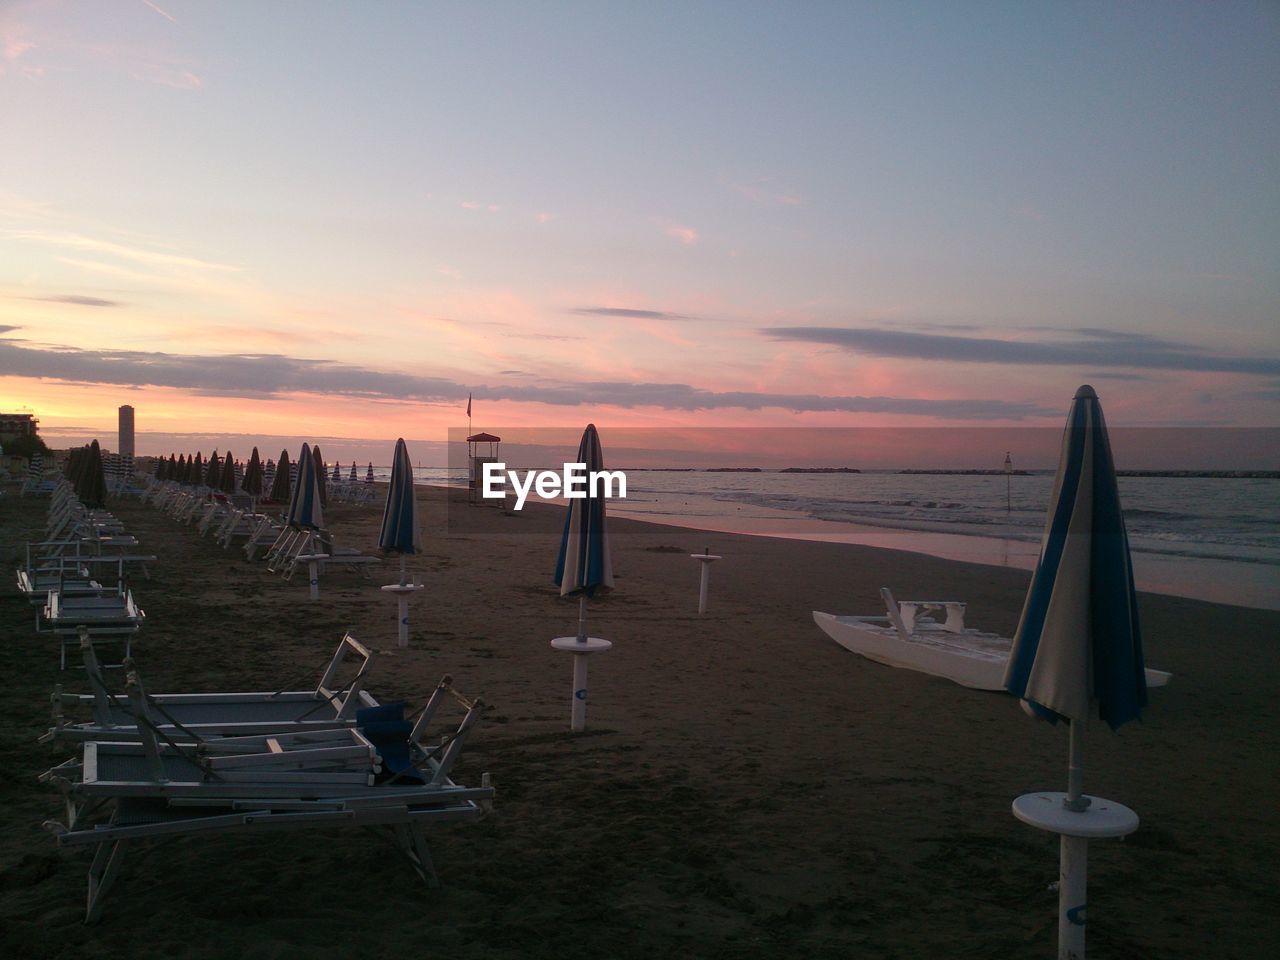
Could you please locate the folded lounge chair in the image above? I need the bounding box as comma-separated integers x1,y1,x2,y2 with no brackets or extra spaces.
50,631,378,743
41,668,491,922
41,587,144,670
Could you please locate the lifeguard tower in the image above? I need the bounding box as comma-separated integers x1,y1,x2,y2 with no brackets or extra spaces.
467,432,502,504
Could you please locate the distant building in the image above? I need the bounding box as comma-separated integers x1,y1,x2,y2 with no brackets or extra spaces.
0,412,39,443
118,405,135,458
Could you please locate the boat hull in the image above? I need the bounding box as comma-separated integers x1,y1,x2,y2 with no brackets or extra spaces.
813,611,1171,692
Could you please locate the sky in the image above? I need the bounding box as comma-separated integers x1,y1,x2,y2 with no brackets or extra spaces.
1,0,1277,464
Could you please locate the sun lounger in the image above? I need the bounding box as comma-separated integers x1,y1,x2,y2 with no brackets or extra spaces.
42,588,144,669
40,668,491,922
50,631,379,743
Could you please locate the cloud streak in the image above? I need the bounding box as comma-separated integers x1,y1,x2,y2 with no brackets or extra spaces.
761,327,1280,376
570,307,692,321
0,339,1051,420
26,294,121,307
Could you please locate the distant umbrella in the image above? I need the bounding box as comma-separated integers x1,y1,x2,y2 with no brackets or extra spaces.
349,461,357,482
243,447,264,498
555,424,615,607
551,424,615,732
205,450,222,487
269,449,292,503
378,438,425,645
190,452,204,486
29,451,44,479
287,443,324,530
312,444,328,507
332,460,341,482
1004,385,1149,960
219,448,238,494
80,439,107,508
366,462,374,483
154,456,168,482
379,439,422,567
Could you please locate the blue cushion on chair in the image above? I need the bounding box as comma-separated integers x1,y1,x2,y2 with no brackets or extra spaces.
356,701,425,784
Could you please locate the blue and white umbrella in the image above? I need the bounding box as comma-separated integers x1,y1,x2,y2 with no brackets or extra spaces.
555,423,614,633
378,438,422,581
1004,384,1147,731
551,424,615,731
378,438,424,646
286,442,324,530
1004,385,1148,960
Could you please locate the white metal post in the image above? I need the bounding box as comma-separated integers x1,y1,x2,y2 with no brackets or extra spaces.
571,653,588,732
1059,834,1088,959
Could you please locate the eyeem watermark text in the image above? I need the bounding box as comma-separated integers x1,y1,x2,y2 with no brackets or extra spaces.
481,462,627,511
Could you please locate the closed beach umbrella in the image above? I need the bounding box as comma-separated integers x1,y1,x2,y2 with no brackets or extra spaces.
176,454,187,484
312,444,328,507
287,442,323,530
332,460,341,482
29,451,44,479
190,452,203,486
1004,384,1147,727
551,424,615,732
154,456,167,482
219,448,237,494
366,462,374,483
378,438,425,645
269,449,292,503
555,423,614,606
243,447,264,498
1003,385,1148,960
205,450,222,487
349,461,357,482
379,439,422,573
81,439,107,508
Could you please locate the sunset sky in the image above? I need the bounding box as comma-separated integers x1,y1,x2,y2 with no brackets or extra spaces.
1,1,1277,463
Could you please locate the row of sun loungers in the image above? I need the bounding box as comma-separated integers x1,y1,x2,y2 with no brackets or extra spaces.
138,476,381,591
11,464,493,923
17,482,150,669
40,631,492,921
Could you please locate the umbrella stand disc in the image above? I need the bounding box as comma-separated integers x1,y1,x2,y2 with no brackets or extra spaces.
1012,792,1138,960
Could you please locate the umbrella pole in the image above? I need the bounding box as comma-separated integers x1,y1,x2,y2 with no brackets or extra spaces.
577,594,588,641
1066,719,1089,811
1061,718,1089,960
400,553,407,587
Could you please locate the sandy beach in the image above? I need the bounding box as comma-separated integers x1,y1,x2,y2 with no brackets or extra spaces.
2,481,1277,959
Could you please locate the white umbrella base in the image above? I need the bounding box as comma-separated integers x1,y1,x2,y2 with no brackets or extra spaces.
1013,792,1138,960
550,636,612,732
381,583,426,647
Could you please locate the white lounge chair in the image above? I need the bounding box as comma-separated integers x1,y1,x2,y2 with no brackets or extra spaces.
50,632,378,743
40,669,491,922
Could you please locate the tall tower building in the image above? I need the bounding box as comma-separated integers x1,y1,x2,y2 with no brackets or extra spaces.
118,405,135,458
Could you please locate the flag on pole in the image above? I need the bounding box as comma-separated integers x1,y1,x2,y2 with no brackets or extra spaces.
466,393,472,417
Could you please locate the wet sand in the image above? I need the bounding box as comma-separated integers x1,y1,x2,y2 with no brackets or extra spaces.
2,482,1277,958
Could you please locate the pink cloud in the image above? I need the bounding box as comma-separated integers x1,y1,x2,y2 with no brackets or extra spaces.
662,222,698,245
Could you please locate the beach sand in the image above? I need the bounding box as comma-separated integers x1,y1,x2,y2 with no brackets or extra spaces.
2,483,1277,958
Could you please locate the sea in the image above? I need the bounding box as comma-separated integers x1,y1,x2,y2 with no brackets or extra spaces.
386,466,1279,611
